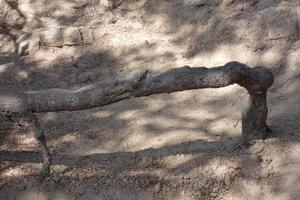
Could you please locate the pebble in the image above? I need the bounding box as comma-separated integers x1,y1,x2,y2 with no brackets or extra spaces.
154,183,161,193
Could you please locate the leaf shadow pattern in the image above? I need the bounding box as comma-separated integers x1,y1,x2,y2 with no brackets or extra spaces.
0,0,300,199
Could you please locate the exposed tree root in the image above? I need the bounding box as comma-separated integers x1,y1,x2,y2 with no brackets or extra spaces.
0,61,274,177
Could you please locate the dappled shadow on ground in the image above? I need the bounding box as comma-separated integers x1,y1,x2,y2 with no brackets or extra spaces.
1,0,300,199
0,137,240,172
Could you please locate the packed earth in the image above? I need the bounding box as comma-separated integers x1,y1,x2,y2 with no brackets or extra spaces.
1,0,300,199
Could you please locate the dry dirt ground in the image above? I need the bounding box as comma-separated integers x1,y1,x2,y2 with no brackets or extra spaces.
1,0,300,199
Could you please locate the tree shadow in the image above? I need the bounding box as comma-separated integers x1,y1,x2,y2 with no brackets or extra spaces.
0,0,300,199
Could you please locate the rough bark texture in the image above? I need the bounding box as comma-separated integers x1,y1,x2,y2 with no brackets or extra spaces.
25,113,51,178
0,61,274,176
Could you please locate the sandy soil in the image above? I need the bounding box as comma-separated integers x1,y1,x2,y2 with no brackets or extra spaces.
1,0,300,199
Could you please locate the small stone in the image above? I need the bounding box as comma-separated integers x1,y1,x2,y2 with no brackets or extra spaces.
154,183,161,192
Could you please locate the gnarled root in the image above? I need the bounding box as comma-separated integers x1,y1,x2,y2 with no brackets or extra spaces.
25,112,51,178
